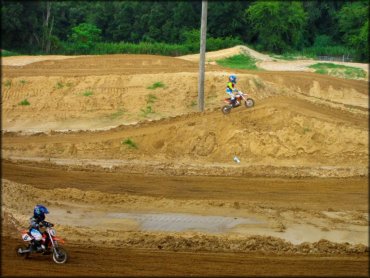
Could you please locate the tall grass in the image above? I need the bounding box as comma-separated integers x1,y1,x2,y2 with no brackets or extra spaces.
49,36,243,56
267,44,356,61
301,45,356,58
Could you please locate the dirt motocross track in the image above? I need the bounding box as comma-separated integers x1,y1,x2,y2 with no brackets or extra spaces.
1,50,369,276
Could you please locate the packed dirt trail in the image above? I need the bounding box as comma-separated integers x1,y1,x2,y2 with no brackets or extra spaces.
1,48,369,276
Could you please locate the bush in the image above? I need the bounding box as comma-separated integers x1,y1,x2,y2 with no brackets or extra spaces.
181,29,243,53
92,41,189,56
313,35,334,48
69,23,102,54
1,49,21,57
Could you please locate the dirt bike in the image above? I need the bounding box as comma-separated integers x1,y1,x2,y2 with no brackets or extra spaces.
16,222,68,264
221,91,254,114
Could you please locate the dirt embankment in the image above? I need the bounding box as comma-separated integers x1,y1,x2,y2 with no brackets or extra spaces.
2,55,368,178
1,52,368,276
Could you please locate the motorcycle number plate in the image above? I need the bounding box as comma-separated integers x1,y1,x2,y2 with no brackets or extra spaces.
22,234,32,241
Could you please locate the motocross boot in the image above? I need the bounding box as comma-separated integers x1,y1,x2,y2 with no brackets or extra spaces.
231,98,239,107
32,240,44,252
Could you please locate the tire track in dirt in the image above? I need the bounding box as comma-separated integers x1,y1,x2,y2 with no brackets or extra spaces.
3,236,368,277
2,178,368,255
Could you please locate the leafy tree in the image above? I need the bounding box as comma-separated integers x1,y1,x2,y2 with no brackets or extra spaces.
302,0,347,46
208,1,248,39
1,2,23,49
109,2,137,42
2,0,367,62
246,1,307,53
41,1,54,53
157,2,198,43
337,1,369,61
147,3,167,42
355,21,369,61
69,23,102,53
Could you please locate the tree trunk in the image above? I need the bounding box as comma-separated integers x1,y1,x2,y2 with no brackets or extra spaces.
43,2,54,53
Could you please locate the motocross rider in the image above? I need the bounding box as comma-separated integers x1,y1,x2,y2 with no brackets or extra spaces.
29,204,52,252
226,74,240,107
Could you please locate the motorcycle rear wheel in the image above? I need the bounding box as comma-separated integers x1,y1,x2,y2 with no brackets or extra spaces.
221,105,232,114
52,247,68,264
15,245,30,259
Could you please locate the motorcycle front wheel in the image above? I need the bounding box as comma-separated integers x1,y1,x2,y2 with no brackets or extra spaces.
52,247,68,264
244,98,254,108
221,105,232,114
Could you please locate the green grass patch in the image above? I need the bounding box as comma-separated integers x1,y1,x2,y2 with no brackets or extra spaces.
270,53,313,60
4,80,12,88
108,108,125,120
121,138,138,149
19,79,27,85
147,82,166,90
216,54,259,70
308,63,366,79
18,99,30,106
82,90,93,97
55,82,64,89
146,94,157,104
303,127,311,134
140,105,155,117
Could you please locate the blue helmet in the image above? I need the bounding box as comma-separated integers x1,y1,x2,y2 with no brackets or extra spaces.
34,205,49,219
229,75,237,83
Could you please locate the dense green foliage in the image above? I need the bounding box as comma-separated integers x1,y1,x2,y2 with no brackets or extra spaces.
1,49,21,57
337,1,369,61
1,1,368,62
246,1,307,53
69,23,102,53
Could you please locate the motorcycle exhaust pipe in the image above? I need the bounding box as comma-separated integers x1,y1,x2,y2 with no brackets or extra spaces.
18,247,31,254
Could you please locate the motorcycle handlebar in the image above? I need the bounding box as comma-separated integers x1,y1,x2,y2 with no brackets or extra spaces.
41,221,54,228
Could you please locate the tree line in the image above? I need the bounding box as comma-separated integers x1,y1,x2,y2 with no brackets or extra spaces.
1,1,368,62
